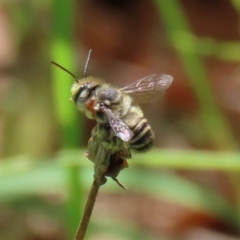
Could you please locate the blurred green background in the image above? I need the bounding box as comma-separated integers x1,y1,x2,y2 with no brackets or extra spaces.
0,0,240,239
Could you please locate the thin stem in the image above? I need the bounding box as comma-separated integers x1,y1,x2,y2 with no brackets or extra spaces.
75,179,100,240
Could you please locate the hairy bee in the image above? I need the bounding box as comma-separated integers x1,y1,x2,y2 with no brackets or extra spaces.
51,50,173,188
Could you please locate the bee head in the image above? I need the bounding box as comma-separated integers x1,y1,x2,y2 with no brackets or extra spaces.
70,77,101,111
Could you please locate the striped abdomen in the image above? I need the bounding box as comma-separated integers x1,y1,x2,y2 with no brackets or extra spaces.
129,117,154,152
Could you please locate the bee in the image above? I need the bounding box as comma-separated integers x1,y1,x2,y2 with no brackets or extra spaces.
51,50,173,188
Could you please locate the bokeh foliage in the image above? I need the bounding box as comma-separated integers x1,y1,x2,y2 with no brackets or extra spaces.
0,0,240,239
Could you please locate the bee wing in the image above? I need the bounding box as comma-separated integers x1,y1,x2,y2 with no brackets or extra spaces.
100,106,134,142
119,74,173,103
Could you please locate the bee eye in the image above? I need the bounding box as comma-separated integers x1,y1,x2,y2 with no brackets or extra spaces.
79,88,89,99
73,87,90,111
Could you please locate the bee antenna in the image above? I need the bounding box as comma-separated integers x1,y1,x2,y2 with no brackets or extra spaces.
51,61,78,83
84,49,92,77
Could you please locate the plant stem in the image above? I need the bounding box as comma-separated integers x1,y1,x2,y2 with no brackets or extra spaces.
52,0,84,238
156,0,236,149
75,179,100,240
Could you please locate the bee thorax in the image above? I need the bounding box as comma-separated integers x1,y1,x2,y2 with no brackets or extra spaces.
96,86,122,105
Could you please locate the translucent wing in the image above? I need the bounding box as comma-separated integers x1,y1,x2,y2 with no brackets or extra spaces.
120,74,173,103
100,105,134,142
